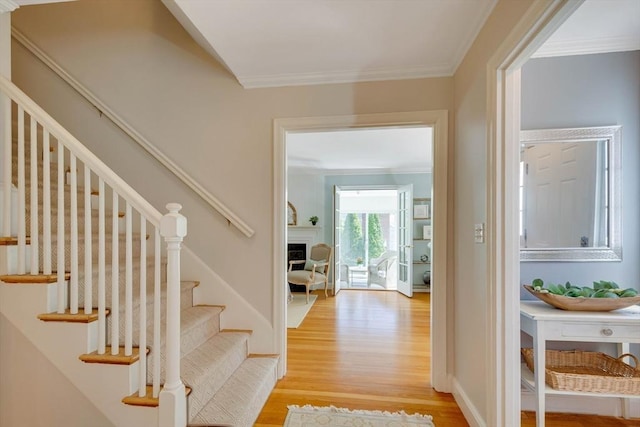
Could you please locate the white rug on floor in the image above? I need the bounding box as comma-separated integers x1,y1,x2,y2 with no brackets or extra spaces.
284,405,435,427
287,294,317,328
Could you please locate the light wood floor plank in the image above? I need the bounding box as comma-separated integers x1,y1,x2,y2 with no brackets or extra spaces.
255,290,638,427
255,290,464,427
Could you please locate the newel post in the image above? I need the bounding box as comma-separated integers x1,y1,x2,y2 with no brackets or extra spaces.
159,203,187,427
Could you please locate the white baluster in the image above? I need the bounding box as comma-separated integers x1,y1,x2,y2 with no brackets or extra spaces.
138,216,147,397
1,93,10,237
153,227,161,398
98,178,106,354
69,154,78,313
111,190,119,355
56,140,65,313
83,165,92,315
42,130,51,275
125,202,132,356
159,203,187,427
29,117,39,274
17,106,25,274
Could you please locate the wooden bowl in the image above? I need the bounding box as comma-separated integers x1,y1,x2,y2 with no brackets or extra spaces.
523,285,640,311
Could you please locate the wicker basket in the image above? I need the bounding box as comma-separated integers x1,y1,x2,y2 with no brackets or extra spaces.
521,348,640,395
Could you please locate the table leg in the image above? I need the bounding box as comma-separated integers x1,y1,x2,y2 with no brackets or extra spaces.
533,325,546,427
618,343,631,419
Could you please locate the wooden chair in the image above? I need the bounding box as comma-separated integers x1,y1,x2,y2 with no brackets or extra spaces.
287,243,332,303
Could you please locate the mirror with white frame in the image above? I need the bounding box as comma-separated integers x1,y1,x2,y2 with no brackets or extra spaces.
520,126,621,262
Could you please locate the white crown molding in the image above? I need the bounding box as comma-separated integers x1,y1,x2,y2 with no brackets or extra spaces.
0,0,19,13
236,64,453,89
450,0,499,74
533,35,640,58
288,167,431,176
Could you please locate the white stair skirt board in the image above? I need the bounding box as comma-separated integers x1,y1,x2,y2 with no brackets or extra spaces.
287,294,318,328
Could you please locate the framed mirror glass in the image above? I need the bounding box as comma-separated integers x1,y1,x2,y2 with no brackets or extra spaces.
520,126,621,262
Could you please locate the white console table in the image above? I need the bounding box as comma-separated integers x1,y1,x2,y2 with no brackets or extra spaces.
520,301,640,427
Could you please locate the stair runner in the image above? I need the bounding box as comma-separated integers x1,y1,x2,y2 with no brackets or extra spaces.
6,123,278,425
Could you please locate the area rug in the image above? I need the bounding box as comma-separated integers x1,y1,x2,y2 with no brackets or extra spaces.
287,294,318,328
284,405,435,427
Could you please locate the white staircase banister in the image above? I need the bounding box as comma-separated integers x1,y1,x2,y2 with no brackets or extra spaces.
11,28,255,238
2,74,188,426
159,203,188,427
0,74,162,226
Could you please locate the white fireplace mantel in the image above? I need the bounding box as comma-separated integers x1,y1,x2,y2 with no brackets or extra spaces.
287,226,323,250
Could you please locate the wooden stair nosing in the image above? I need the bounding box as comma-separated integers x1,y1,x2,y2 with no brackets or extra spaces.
79,345,149,365
247,353,279,359
220,328,252,335
195,304,225,311
0,272,71,283
37,308,109,323
122,385,191,407
0,236,32,246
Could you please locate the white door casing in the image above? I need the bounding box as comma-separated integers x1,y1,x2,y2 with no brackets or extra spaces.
273,110,449,391
333,185,342,295
397,184,413,297
485,1,584,426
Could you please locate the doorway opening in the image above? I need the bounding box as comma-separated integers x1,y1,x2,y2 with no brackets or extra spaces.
335,188,401,291
273,110,449,391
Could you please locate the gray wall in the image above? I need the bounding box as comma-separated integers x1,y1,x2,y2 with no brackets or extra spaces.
520,51,640,293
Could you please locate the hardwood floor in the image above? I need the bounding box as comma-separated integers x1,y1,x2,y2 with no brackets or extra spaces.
255,290,639,427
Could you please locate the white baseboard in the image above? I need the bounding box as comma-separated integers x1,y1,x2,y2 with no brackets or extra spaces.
521,390,640,418
447,377,639,426
452,377,486,427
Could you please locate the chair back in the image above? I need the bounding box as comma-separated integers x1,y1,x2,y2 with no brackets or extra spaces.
371,250,397,267
309,243,332,275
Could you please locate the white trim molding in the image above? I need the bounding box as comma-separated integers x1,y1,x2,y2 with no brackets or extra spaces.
273,110,450,391
453,377,486,427
533,35,640,58
484,1,584,426
238,65,452,89
0,0,18,14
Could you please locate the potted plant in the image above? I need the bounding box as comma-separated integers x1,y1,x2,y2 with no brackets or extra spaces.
309,216,319,226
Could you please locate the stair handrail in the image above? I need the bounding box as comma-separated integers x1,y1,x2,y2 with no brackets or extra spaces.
12,27,255,238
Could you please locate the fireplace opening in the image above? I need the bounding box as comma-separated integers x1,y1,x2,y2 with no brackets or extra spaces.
287,243,307,292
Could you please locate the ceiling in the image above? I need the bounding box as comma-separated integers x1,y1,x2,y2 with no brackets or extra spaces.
287,127,433,175
163,0,639,175
163,0,639,90
162,0,498,88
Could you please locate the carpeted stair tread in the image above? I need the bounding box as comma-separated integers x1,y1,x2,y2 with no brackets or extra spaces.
77,256,164,303
105,304,222,385
106,280,198,347
181,332,251,419
189,357,278,426
177,306,223,357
